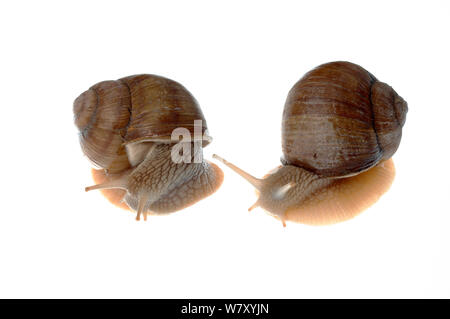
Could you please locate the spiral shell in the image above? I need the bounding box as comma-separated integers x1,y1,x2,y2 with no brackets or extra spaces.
282,61,408,177
74,74,210,173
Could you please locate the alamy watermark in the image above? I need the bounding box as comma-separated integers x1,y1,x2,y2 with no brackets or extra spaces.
170,119,209,164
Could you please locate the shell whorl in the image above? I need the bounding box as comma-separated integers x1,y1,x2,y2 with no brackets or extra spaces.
74,74,210,173
74,80,131,173
281,61,408,177
370,81,408,161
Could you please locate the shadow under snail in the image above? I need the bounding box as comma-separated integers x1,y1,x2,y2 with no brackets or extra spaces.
73,74,223,221
213,61,408,226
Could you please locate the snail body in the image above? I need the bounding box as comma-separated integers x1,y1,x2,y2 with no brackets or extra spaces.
74,74,223,220
214,61,407,226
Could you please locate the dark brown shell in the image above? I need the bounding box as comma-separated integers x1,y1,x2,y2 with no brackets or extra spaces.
74,74,210,173
281,61,407,177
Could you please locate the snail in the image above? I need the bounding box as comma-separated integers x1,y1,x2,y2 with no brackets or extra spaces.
214,61,407,226
73,74,223,221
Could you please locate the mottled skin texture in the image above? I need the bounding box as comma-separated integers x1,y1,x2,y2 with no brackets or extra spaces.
125,143,221,214
255,165,333,222
214,154,395,227
86,142,223,220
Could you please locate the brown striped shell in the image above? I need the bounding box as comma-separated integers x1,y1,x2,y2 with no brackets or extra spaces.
73,74,211,173
282,61,408,177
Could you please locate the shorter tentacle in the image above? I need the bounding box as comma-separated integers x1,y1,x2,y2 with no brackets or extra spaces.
85,178,127,192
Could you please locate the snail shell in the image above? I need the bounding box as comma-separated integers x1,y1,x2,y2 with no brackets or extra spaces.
214,61,407,226
282,61,407,177
74,74,223,220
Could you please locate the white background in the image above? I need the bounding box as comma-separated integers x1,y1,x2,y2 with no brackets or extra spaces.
1,0,449,298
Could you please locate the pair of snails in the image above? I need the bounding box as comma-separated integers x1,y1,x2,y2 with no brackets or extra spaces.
73,61,407,226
